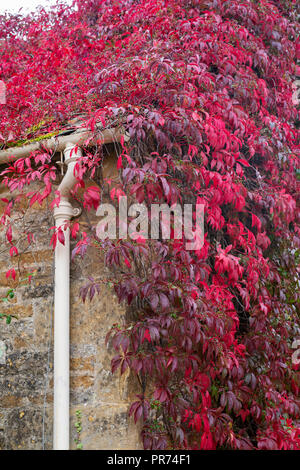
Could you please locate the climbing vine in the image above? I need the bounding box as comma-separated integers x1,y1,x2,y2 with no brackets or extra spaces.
74,410,83,450
0,0,299,450
0,288,15,324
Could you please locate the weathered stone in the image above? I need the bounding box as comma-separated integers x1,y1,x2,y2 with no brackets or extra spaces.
3,407,50,450
0,320,34,349
0,250,53,272
32,297,53,350
0,271,19,287
70,404,142,450
70,375,94,389
23,283,53,299
0,304,33,319
0,341,5,365
0,373,46,402
0,394,23,408
70,356,95,373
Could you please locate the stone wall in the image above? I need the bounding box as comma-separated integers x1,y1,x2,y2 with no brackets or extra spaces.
0,152,141,450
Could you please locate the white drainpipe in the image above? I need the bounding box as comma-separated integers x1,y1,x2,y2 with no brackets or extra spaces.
53,143,82,450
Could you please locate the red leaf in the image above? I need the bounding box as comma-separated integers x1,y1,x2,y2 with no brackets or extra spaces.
117,155,123,169
9,246,18,257
6,268,16,281
57,227,65,245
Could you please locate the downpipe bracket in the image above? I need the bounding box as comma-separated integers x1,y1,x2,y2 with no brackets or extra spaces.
72,207,82,218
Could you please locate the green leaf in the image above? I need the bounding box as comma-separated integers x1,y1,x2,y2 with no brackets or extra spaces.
7,289,15,299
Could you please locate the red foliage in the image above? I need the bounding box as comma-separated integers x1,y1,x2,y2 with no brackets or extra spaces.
0,0,299,450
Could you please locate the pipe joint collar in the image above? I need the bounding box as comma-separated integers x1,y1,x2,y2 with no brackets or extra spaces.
64,144,83,162
54,200,79,221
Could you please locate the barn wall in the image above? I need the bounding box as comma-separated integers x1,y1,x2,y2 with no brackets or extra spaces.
0,153,141,450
